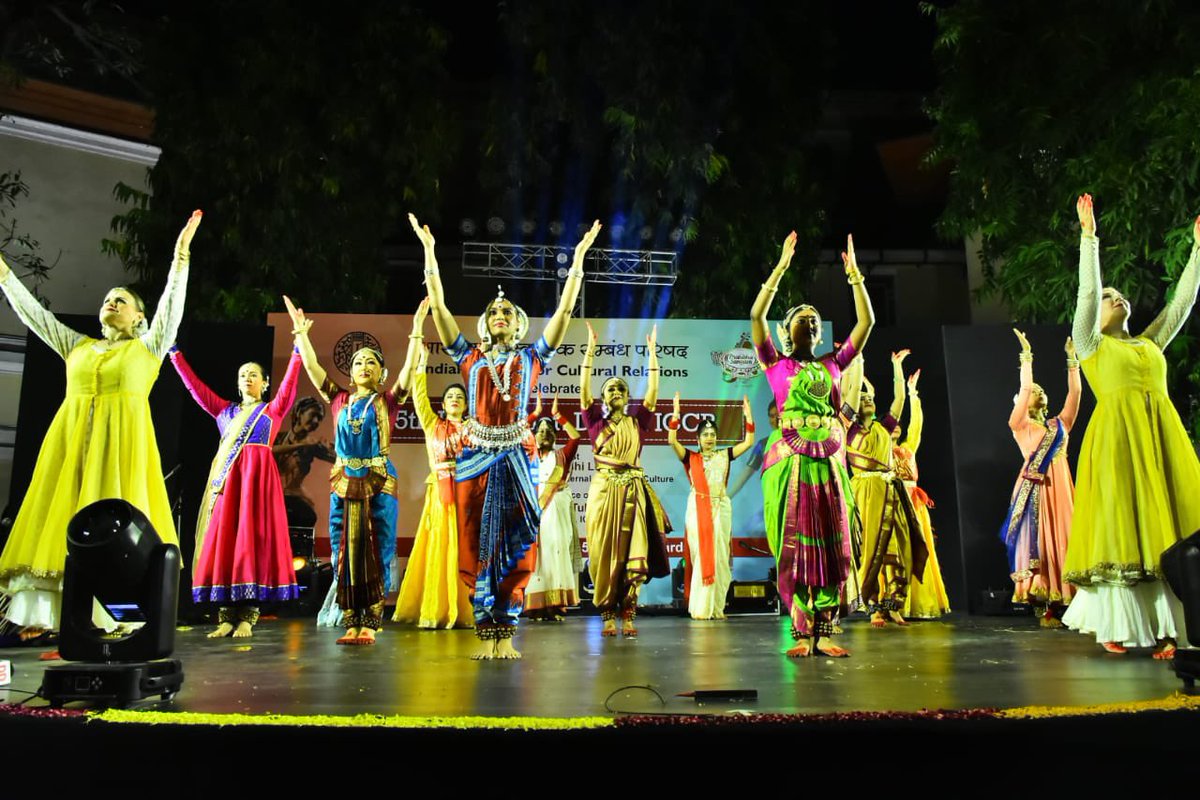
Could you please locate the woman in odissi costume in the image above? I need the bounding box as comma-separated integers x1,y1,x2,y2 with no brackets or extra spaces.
998,329,1080,626
0,211,202,637
169,343,303,638
1061,193,1200,656
413,213,599,660
581,322,672,638
666,392,755,620
751,231,874,657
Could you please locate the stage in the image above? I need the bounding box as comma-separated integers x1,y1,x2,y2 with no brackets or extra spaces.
1,613,1189,716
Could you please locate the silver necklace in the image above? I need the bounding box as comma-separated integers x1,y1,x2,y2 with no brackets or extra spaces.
483,348,517,403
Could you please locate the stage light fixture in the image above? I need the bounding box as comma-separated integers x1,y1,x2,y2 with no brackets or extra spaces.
548,220,565,236
1161,530,1200,692
521,219,536,236
293,555,308,572
459,218,477,236
486,216,506,235
40,499,184,707
640,225,654,241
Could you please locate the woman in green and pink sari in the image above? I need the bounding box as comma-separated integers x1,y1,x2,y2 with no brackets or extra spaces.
750,232,875,658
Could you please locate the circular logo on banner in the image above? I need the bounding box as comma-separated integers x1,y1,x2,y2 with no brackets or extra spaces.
711,332,761,383
333,331,384,378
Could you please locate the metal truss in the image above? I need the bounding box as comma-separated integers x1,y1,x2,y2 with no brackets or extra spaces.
461,242,678,286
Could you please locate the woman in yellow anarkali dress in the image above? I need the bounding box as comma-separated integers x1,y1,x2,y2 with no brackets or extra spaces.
0,212,202,635
1062,194,1200,656
394,305,474,630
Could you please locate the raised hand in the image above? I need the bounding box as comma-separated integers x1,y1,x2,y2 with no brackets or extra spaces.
408,213,436,250
777,230,798,271
907,369,921,392
891,348,911,365
672,390,681,420
551,394,560,417
742,394,752,422
1013,328,1031,354
842,234,860,278
174,210,204,260
585,320,598,357
283,295,313,336
1065,336,1076,360
413,296,430,329
532,389,543,418
1193,214,1200,246
1077,194,1096,236
574,220,602,265
646,323,658,352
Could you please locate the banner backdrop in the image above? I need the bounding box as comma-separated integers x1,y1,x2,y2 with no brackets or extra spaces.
267,312,833,605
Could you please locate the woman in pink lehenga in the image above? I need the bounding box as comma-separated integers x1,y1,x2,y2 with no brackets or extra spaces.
998,329,1081,627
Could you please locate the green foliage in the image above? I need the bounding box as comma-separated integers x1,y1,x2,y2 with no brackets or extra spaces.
103,2,456,320
485,1,830,318
0,171,57,299
926,0,1200,435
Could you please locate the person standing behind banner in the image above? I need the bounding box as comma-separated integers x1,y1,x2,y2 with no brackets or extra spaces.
998,330,1080,627
892,367,951,621
284,296,420,645
581,321,672,639
1061,194,1200,657
666,392,755,620
168,345,303,638
525,396,584,621
412,212,599,660
750,231,874,658
0,211,202,639
393,304,475,630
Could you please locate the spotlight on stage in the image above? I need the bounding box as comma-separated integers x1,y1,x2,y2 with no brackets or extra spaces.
40,499,184,707
1161,530,1200,693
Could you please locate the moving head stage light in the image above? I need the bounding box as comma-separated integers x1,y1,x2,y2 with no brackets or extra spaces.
1162,529,1200,693
40,499,184,707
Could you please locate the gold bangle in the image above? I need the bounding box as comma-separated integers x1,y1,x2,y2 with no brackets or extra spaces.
846,273,864,286
409,334,424,339
762,282,779,294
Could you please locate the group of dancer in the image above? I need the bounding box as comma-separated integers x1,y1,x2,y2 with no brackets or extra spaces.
1,194,1198,662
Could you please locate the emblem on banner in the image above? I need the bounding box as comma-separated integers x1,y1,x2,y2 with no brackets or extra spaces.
333,331,384,378
711,333,761,383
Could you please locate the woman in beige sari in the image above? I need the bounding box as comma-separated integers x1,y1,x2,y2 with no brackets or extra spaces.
580,323,671,638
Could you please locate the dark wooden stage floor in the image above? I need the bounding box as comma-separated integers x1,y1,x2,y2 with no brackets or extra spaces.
1,613,1185,718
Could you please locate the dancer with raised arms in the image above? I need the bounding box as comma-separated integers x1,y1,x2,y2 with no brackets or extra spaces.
581,322,672,638
998,329,1080,627
0,211,202,638
412,212,599,659
169,339,303,638
1062,194,1200,656
284,296,421,644
666,392,755,620
750,231,874,657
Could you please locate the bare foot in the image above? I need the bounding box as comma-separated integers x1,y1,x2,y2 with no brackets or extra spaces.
870,611,887,628
621,620,638,638
1039,615,1064,629
601,619,618,638
1101,641,1127,654
208,623,235,639
888,610,909,626
357,628,376,645
494,638,522,660
18,626,48,642
232,621,253,639
816,639,850,657
1152,639,1177,660
471,638,497,660
336,627,361,645
786,638,812,658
